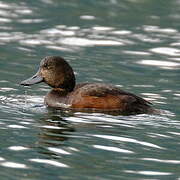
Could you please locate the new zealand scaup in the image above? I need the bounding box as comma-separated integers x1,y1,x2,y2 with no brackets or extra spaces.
20,56,156,115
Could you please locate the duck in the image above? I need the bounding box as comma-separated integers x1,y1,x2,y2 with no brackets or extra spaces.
20,56,156,115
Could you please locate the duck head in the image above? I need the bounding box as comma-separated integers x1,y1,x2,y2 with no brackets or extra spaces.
20,56,76,92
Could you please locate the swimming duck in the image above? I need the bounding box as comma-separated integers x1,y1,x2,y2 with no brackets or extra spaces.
20,56,155,115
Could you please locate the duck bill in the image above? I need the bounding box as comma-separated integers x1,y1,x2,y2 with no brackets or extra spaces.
20,71,43,86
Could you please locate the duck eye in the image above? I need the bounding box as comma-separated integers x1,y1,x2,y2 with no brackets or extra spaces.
43,63,48,68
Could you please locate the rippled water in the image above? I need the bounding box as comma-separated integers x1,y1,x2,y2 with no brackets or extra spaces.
0,0,180,179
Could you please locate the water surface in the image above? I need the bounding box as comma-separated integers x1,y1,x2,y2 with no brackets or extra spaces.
0,0,180,179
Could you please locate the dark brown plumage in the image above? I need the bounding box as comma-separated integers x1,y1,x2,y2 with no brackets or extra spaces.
20,56,155,115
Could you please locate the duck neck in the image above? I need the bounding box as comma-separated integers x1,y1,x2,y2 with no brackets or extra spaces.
59,75,76,93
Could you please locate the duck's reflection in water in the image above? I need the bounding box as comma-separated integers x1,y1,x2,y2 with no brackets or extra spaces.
37,109,75,148
36,108,144,158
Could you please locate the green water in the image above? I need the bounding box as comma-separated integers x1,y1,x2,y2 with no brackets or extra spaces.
0,0,180,179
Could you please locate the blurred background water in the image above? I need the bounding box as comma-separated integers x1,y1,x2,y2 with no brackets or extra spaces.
0,0,180,179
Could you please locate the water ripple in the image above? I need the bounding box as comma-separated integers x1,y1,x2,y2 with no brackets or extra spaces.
137,59,180,69
8,146,29,151
141,158,180,164
0,162,28,169
124,170,172,176
48,147,71,155
150,47,180,56
93,145,134,154
92,134,164,149
29,159,69,168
